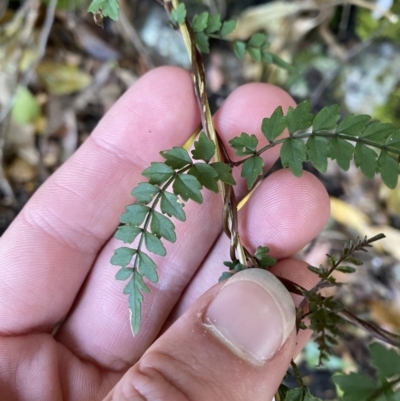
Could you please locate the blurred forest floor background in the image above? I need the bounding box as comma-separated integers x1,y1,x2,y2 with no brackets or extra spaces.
1,0,400,398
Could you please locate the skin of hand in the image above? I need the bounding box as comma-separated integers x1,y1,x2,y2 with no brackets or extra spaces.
0,67,330,401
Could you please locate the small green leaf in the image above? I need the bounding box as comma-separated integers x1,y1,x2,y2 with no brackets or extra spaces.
233,41,246,59
336,265,356,273
269,53,293,70
336,114,371,136
229,132,258,156
173,174,203,203
191,132,215,163
354,143,377,179
361,121,395,143
131,183,159,204
262,106,286,142
378,150,398,189
286,101,314,135
111,247,137,267
120,204,149,226
144,231,166,256
115,267,133,281
137,251,158,283
194,32,210,53
247,47,261,62
330,137,354,171
160,192,186,221
142,162,174,185
115,225,141,243
12,87,41,125
312,105,340,131
210,162,236,185
171,3,186,24
254,246,276,268
160,147,192,169
241,156,264,189
188,163,219,193
306,136,330,173
370,342,400,378
386,130,400,150
220,19,236,37
280,138,307,177
205,14,221,33
218,271,234,282
150,211,176,243
248,32,267,47
333,373,377,401
192,11,208,32
88,0,119,21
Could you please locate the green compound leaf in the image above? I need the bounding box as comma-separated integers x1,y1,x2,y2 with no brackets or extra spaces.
160,147,192,169
142,162,174,185
111,247,137,267
330,137,354,171
144,231,166,256
248,32,267,47
262,106,286,143
241,156,263,189
306,136,331,173
286,101,314,135
370,342,400,378
160,191,186,221
188,163,219,193
194,32,210,53
354,143,378,179
254,246,276,268
88,0,119,21
192,11,208,32
220,20,236,37
229,132,258,156
171,2,186,24
378,151,398,189
205,14,221,33
192,131,216,163
150,211,176,243
336,114,371,136
137,251,158,283
125,272,149,335
120,204,149,226
386,129,400,150
333,373,377,401
312,104,340,131
361,121,395,143
115,225,141,243
210,162,236,185
173,174,203,203
233,41,246,59
280,138,307,177
115,267,133,281
131,183,159,204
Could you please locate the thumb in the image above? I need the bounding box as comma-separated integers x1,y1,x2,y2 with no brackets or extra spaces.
104,269,296,401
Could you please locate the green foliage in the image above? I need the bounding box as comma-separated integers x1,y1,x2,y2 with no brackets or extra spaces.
231,101,400,189
88,0,119,21
190,11,236,53
333,343,400,401
12,87,41,125
171,3,186,24
284,386,323,401
253,246,276,268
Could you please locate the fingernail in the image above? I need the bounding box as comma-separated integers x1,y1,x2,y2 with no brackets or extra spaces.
204,268,295,366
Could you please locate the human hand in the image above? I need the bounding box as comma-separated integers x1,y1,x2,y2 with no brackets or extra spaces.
0,67,330,401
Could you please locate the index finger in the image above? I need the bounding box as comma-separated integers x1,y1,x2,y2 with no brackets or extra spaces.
0,67,200,335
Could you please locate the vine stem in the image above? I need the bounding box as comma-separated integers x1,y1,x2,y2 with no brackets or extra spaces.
162,0,247,266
